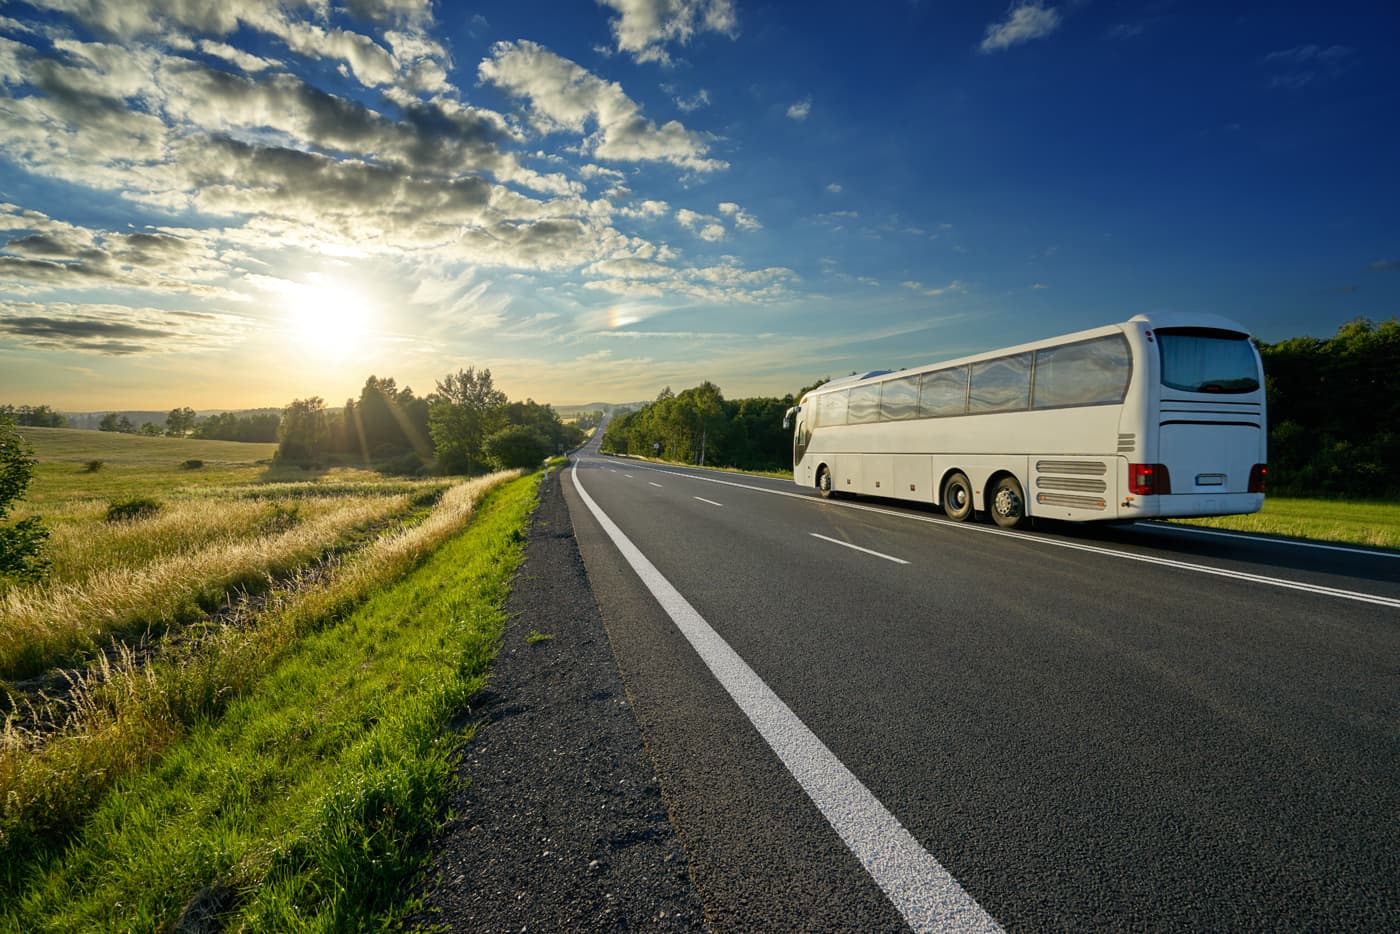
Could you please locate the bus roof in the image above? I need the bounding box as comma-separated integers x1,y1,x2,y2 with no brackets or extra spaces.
799,312,1253,399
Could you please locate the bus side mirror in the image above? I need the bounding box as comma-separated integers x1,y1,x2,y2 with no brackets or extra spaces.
783,405,800,430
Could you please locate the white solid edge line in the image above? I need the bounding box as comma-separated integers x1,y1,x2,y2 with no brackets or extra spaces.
1141,521,1400,559
811,532,910,565
620,462,1400,610
570,463,1001,933
694,496,724,507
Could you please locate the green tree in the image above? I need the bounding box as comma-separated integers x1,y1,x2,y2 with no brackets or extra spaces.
0,417,50,584
0,405,66,428
276,397,329,463
139,422,162,436
484,425,550,469
98,412,120,432
165,406,197,437
429,367,506,474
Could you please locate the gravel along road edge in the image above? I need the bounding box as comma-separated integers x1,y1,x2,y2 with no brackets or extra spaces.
411,467,708,932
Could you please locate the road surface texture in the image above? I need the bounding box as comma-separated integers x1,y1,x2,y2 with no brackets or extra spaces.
561,431,1398,931
413,467,707,932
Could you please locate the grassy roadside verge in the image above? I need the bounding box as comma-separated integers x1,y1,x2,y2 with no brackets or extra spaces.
1167,496,1400,550
2,470,538,931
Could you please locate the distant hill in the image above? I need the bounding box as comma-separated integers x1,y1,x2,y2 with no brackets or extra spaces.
15,425,278,466
60,408,283,430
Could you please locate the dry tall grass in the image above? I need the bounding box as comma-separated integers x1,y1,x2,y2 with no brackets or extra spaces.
0,494,412,680
0,471,519,868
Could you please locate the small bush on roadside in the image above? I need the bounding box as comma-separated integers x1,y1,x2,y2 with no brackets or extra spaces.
84,460,104,473
181,459,204,470
106,497,163,523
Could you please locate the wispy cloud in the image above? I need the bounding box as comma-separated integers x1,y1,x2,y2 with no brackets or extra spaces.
596,0,738,65
786,97,812,120
979,2,1061,54
1264,44,1355,88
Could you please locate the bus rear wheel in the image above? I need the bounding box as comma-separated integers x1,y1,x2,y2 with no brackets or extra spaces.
818,466,836,499
990,475,1027,529
943,472,973,521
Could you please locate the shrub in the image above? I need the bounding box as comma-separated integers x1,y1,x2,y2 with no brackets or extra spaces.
181,459,204,470
106,497,163,523
1,419,50,583
84,460,104,473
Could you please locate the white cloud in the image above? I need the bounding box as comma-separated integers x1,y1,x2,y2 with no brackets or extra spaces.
717,201,760,231
786,97,812,120
596,0,738,65
198,39,278,72
826,182,842,194
479,40,727,173
617,199,670,219
901,279,968,297
675,88,711,112
979,2,1061,54
676,207,725,241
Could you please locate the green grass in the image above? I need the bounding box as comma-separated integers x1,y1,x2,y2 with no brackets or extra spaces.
2,471,538,931
1169,496,1400,550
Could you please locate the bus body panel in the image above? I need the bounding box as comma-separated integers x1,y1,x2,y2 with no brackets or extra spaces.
793,313,1265,524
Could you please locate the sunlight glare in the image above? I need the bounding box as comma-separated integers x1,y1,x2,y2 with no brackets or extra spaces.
282,278,374,358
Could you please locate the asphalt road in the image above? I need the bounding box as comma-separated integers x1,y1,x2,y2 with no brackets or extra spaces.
562,431,1399,932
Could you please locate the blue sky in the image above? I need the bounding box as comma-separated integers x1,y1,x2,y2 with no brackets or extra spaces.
1,0,1396,409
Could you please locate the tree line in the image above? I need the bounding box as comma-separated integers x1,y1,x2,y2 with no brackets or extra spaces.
277,368,585,475
603,318,1400,498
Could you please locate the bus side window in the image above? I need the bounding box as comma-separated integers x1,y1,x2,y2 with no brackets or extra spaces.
969,353,1032,413
879,375,920,421
919,366,968,417
1032,335,1132,409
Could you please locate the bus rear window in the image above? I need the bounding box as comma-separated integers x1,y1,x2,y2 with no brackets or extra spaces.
1157,330,1260,394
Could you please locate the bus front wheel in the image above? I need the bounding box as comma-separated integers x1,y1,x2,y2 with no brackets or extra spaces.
990,475,1027,529
943,473,974,521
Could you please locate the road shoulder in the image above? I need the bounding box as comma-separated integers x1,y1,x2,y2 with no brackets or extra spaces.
411,467,707,931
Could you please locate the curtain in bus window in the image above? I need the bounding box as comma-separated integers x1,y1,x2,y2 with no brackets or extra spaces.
969,353,1032,413
847,384,881,423
820,390,849,426
1032,335,1131,409
1158,333,1260,393
919,367,968,417
879,375,920,420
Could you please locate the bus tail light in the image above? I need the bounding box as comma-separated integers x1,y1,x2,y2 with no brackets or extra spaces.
1128,463,1171,495
1248,463,1267,493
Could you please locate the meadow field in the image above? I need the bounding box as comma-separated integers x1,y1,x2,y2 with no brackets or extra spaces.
1,426,537,928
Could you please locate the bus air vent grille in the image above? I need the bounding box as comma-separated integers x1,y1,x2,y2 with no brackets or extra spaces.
1117,433,1136,453
1037,476,1108,493
1036,492,1108,510
1035,460,1107,476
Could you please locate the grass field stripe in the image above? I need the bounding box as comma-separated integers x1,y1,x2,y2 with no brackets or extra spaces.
571,464,1002,933
624,463,1399,610
811,533,910,565
694,497,724,507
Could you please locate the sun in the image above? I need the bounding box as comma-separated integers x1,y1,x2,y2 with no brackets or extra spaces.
281,277,375,358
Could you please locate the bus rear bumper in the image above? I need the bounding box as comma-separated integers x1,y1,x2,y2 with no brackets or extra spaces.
1130,492,1264,519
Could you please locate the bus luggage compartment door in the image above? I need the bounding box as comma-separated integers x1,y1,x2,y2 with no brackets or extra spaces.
1159,423,1261,494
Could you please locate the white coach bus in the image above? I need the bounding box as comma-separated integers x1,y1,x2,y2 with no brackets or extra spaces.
782,313,1267,528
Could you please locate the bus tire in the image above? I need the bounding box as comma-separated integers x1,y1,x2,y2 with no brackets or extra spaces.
818,466,836,499
990,475,1027,529
943,472,974,521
